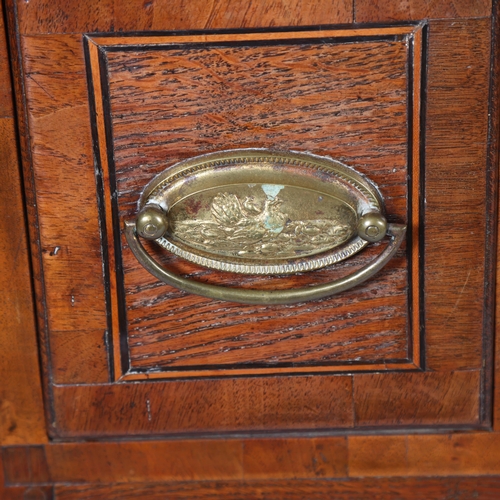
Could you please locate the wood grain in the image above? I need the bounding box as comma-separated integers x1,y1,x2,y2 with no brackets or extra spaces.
35,438,348,484
51,370,481,436
353,370,481,426
16,0,113,35
54,477,500,500
2,446,50,485
22,35,107,334
0,6,46,446
91,26,420,46
0,119,46,445
3,2,52,432
96,32,416,374
424,19,491,371
406,433,500,476
3,433,500,485
123,251,409,372
4,0,495,440
15,0,352,35
0,10,13,117
493,0,500,431
49,330,109,384
20,35,109,383
51,375,353,437
348,435,408,476
0,485,53,500
355,0,491,22
107,38,409,218
243,437,347,479
349,433,500,476
114,0,353,32
45,440,244,483
2,0,500,495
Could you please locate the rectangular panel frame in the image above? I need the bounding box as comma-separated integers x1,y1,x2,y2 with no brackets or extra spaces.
85,24,424,381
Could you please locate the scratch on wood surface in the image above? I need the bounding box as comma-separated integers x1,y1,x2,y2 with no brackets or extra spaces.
444,269,472,322
146,399,152,421
26,73,54,99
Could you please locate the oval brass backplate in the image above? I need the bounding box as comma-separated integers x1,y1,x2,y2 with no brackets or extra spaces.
135,149,387,275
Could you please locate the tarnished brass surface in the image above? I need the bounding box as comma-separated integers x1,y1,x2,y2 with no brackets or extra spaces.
172,190,355,259
133,149,388,274
357,212,388,243
125,149,406,302
136,204,168,240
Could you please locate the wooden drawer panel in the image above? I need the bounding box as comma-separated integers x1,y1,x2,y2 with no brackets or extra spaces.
86,27,421,378
10,13,494,437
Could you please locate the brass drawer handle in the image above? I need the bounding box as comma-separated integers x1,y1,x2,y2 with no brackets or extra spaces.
125,221,405,305
124,149,406,305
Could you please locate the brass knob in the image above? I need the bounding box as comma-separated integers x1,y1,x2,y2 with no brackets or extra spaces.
135,205,168,240
357,212,387,243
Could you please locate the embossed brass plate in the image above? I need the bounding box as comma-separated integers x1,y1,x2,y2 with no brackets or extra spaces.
134,149,388,274
125,149,406,304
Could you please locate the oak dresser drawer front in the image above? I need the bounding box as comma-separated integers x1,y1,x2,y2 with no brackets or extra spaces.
19,19,493,437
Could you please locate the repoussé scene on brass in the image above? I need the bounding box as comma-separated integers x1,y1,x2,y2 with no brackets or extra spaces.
170,183,356,260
